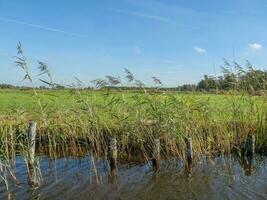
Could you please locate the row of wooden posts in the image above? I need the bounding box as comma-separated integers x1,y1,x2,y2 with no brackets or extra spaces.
108,137,194,173
26,122,255,186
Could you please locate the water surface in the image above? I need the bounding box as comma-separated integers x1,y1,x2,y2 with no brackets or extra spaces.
1,155,267,200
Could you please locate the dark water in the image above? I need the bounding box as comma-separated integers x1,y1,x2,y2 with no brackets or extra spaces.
1,155,267,200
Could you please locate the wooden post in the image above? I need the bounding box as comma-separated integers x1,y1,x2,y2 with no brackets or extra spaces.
246,134,255,158
240,141,246,158
27,121,38,186
185,137,193,167
240,134,255,159
240,134,255,176
151,138,160,171
28,122,36,167
108,138,117,173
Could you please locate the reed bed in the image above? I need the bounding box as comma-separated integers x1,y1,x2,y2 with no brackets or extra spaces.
0,86,266,161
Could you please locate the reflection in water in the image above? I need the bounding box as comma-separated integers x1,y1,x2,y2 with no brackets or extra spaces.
239,155,254,176
0,155,267,200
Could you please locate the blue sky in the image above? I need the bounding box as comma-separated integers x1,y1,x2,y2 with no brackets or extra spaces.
0,0,267,87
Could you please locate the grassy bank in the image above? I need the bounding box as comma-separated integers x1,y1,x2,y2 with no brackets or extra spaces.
0,88,267,162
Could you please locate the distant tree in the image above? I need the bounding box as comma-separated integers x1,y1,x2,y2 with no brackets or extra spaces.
0,84,16,89
197,75,217,91
178,84,197,91
195,60,267,93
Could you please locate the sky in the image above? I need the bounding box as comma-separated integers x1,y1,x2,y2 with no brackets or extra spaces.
0,0,267,87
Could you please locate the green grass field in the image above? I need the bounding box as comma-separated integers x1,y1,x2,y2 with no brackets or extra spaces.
0,88,265,112
0,88,267,161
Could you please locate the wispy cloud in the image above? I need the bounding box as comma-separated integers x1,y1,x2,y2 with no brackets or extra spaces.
133,46,142,56
109,7,196,29
0,17,87,38
161,59,177,64
110,8,174,24
249,43,262,50
194,47,206,53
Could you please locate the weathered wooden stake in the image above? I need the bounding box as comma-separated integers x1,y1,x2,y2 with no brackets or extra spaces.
185,137,193,167
108,137,117,173
27,121,38,186
241,134,255,159
28,122,36,166
240,141,247,158
246,134,255,158
151,138,160,171
240,134,255,176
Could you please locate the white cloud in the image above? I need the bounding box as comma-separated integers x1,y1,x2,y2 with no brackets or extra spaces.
194,47,206,53
249,43,262,50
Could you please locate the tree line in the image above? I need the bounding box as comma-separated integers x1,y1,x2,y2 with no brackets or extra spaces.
1,61,267,94
178,60,267,94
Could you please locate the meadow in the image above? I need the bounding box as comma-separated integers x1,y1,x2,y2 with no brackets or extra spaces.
0,88,266,163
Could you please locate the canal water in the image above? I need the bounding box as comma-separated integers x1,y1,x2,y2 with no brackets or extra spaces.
0,155,267,200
